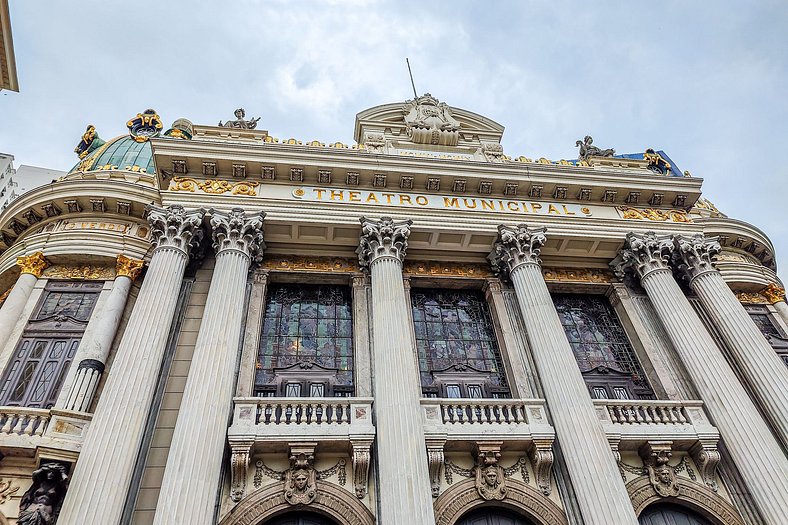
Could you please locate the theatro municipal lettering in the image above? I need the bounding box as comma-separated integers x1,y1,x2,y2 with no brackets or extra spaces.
291,186,595,217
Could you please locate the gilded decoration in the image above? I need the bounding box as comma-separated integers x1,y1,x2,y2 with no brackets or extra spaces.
403,261,492,278
43,265,115,281
168,176,259,196
542,267,613,284
735,291,769,305
74,124,105,159
115,255,144,280
617,206,691,223
761,283,786,304
17,252,50,277
262,256,357,273
126,109,163,142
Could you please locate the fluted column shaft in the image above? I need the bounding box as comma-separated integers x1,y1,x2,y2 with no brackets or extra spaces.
59,206,204,525
614,232,788,524
58,255,144,412
359,217,435,525
153,208,264,525
690,270,788,446
774,300,788,325
493,225,637,525
0,252,48,348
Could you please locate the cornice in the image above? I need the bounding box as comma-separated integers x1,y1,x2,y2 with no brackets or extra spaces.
697,216,776,270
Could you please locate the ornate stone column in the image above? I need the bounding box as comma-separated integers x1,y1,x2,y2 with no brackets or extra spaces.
0,252,49,348
58,205,205,525
762,283,788,325
612,232,788,525
57,255,144,412
153,208,264,525
673,234,788,447
357,217,435,525
489,224,638,525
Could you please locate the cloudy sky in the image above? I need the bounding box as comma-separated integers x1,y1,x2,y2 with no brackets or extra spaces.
2,1,786,278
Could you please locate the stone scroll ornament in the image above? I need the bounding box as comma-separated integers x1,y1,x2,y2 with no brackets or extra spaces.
356,216,413,268
18,463,69,525
610,231,674,280
145,205,206,256
672,234,721,283
488,224,547,279
209,208,266,262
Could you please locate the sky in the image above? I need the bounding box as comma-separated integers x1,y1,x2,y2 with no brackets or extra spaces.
1,1,787,279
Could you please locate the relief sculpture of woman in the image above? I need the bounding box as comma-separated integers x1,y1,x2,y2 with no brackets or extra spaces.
18,463,69,525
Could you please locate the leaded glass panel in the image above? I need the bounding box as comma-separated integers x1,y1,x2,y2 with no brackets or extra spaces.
411,289,508,397
744,305,785,339
257,284,354,396
552,294,653,399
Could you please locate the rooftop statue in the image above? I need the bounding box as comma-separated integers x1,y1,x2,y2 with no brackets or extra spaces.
576,135,615,161
403,93,460,146
219,108,260,130
74,125,105,159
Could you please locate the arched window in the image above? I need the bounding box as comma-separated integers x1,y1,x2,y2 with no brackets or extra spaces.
457,508,536,525
552,293,653,400
412,288,509,398
257,284,354,397
0,281,100,408
639,503,714,525
264,512,338,525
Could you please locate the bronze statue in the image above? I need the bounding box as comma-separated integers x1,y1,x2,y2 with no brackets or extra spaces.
219,108,261,130
18,463,69,525
576,135,615,161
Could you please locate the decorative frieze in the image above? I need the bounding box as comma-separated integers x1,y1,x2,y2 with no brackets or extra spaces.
168,176,259,196
262,255,357,273
403,260,492,278
542,267,613,284
735,291,769,305
43,265,114,281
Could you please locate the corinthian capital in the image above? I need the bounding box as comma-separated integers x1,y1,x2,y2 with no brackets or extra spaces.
16,252,50,277
116,254,144,280
357,216,412,268
761,283,786,304
488,224,547,277
210,208,266,261
146,205,206,256
610,232,672,279
672,234,720,283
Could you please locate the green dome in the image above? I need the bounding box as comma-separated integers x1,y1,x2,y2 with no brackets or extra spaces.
70,134,155,175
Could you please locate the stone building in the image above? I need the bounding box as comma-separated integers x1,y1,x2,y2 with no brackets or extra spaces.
0,98,785,525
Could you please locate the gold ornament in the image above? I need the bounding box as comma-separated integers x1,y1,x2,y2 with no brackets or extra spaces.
542,267,613,283
116,254,144,280
43,265,114,280
16,252,49,277
735,291,769,305
617,206,691,223
761,283,786,304
169,176,198,192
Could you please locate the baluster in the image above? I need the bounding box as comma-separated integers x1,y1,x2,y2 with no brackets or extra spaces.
0,413,12,434
676,406,688,424
34,416,47,436
634,406,644,423
457,404,466,424
645,405,656,423
341,403,350,424
654,406,665,424
11,415,25,433
22,415,37,435
514,404,524,423
668,406,679,424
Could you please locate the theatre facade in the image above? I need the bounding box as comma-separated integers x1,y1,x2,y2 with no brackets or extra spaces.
0,97,786,525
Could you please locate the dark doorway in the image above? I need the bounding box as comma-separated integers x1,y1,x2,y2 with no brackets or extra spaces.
457,508,536,525
639,503,715,525
264,512,338,525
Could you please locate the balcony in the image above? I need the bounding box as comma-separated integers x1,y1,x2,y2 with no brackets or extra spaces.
0,406,92,460
593,399,719,451
226,397,375,501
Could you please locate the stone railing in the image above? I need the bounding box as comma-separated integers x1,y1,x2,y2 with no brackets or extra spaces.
594,399,719,451
421,398,555,445
0,407,50,436
0,406,93,456
228,397,375,447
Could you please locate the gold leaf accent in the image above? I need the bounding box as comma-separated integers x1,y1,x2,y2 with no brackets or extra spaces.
262,256,357,273
43,265,115,280
403,261,492,278
542,267,613,283
231,181,260,196
760,283,786,305
198,179,234,194
16,252,50,277
169,176,198,192
735,291,769,305
116,254,144,280
617,206,691,223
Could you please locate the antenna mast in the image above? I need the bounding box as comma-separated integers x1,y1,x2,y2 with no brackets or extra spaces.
406,58,418,99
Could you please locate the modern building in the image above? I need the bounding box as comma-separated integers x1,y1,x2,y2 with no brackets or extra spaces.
0,155,64,213
0,0,18,92
0,99,785,525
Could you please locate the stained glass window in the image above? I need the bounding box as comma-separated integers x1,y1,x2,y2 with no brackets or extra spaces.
0,281,99,408
411,289,508,398
744,305,788,367
257,284,354,396
552,293,653,399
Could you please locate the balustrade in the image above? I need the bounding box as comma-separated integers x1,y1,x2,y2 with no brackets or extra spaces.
0,406,92,454
0,407,50,436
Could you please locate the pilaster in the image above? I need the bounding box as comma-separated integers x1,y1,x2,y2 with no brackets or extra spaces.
358,216,435,525
612,231,788,525
58,205,205,525
491,224,638,525
153,208,265,525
